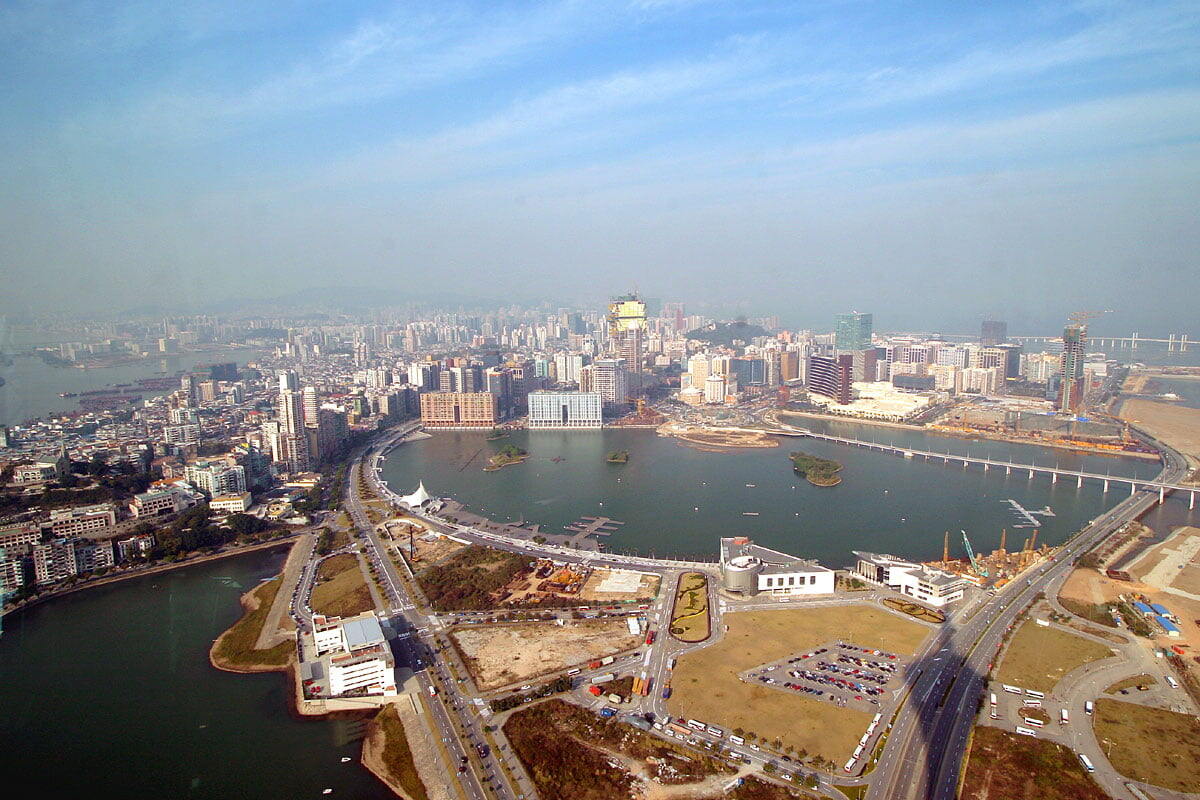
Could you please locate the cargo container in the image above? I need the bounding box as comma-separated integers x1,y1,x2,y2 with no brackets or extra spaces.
590,673,616,684
588,660,603,669
588,685,603,696
608,694,622,704
600,656,615,666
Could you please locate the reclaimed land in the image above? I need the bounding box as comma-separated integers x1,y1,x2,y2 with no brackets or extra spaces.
210,576,294,672
959,726,1110,800
669,605,929,766
994,620,1113,693
1093,698,1200,792
310,553,375,618
788,451,842,487
362,705,432,800
450,620,641,690
670,571,711,642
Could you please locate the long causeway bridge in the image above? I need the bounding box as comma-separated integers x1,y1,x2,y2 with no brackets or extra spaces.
742,425,1199,508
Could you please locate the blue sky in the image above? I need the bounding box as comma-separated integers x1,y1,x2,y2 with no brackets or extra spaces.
2,0,1199,333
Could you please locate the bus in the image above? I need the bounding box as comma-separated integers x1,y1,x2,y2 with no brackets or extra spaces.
1060,709,1070,725
686,719,706,732
1024,689,1045,699
1077,753,1095,773
1023,717,1045,728
1002,684,1022,694
1015,726,1038,737
989,692,997,706
1165,676,1180,690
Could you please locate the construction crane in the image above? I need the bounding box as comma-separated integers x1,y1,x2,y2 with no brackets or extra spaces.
962,530,989,578
1068,309,1113,325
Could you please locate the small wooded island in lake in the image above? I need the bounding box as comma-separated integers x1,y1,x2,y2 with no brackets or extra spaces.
789,450,843,486
606,450,630,464
485,443,529,471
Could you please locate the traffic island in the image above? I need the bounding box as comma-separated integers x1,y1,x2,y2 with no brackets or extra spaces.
670,571,711,642
882,597,945,624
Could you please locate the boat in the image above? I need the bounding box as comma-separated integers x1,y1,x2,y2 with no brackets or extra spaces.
742,512,760,516
339,757,351,763
59,391,77,397
745,483,756,488
323,790,333,795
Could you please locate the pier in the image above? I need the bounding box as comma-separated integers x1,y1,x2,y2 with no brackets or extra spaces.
563,516,625,548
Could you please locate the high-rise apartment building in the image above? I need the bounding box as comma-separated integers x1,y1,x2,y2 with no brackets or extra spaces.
419,392,499,428
980,319,1008,346
835,312,873,352
1059,323,1087,412
592,358,628,409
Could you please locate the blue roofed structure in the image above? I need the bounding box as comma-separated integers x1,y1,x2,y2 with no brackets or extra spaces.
1153,616,1181,636
1132,601,1154,615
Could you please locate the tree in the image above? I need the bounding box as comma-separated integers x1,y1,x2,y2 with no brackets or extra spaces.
227,513,267,536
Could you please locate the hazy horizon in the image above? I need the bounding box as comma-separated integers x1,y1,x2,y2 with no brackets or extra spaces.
3,1,1198,333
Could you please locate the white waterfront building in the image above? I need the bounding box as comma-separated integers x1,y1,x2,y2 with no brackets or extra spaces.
719,537,835,596
851,551,968,607
527,391,603,429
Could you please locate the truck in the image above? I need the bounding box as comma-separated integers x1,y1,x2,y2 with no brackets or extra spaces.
590,673,616,684
600,655,615,666
1084,700,1094,715
427,685,438,697
588,659,603,669
645,631,656,645
662,683,672,699
588,685,603,696
599,707,617,719
608,694,623,704
1060,708,1070,725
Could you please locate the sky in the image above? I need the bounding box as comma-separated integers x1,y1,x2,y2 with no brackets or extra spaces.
1,0,1198,334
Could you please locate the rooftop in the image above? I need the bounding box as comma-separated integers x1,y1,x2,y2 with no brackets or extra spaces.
720,536,831,574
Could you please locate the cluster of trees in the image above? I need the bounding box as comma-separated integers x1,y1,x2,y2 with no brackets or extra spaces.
417,546,529,611
789,451,843,485
138,507,272,563
489,676,573,712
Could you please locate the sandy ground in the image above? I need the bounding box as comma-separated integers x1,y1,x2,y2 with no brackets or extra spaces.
1118,398,1200,475
579,568,661,602
452,620,641,690
1060,568,1126,607
658,422,780,449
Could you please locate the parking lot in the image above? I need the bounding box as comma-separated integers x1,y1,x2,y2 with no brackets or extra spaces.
741,640,910,713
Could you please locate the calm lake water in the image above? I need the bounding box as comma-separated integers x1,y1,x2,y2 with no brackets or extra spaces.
380,422,1194,566
0,549,392,799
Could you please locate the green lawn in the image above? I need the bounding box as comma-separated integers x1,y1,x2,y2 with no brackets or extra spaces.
211,578,293,669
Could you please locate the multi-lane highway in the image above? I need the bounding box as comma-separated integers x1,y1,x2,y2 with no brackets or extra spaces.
868,433,1188,800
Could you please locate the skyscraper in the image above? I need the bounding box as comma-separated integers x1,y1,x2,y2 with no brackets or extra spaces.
1059,323,1087,413
592,358,628,409
835,312,873,352
607,295,647,394
980,320,1007,346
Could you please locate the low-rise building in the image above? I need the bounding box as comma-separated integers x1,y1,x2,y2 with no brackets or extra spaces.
46,503,118,538
117,534,156,561
851,551,968,607
209,492,252,514
312,612,397,697
719,537,835,596
129,486,199,519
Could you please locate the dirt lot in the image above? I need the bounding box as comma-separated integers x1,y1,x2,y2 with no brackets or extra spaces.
451,620,641,690
668,604,930,766
1094,698,1200,792
994,621,1114,693
1060,567,1125,607
396,527,467,566
960,726,1108,800
579,568,661,603
1129,526,1200,593
1118,398,1200,473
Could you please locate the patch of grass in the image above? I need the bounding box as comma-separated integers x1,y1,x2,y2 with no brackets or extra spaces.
1105,675,1156,694
837,785,867,800
211,578,293,669
1094,698,1200,792
670,572,711,642
960,726,1109,800
669,605,930,765
310,553,375,617
1058,597,1118,628
372,706,431,800
883,597,945,623
994,620,1113,693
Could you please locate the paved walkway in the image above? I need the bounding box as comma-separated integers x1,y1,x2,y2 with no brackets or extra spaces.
255,531,313,650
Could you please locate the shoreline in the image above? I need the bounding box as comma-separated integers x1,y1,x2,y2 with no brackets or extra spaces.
2,534,299,620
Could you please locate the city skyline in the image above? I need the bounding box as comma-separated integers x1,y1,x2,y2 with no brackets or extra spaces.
2,1,1198,332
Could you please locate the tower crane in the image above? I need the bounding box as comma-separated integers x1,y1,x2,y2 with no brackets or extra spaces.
961,530,989,578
